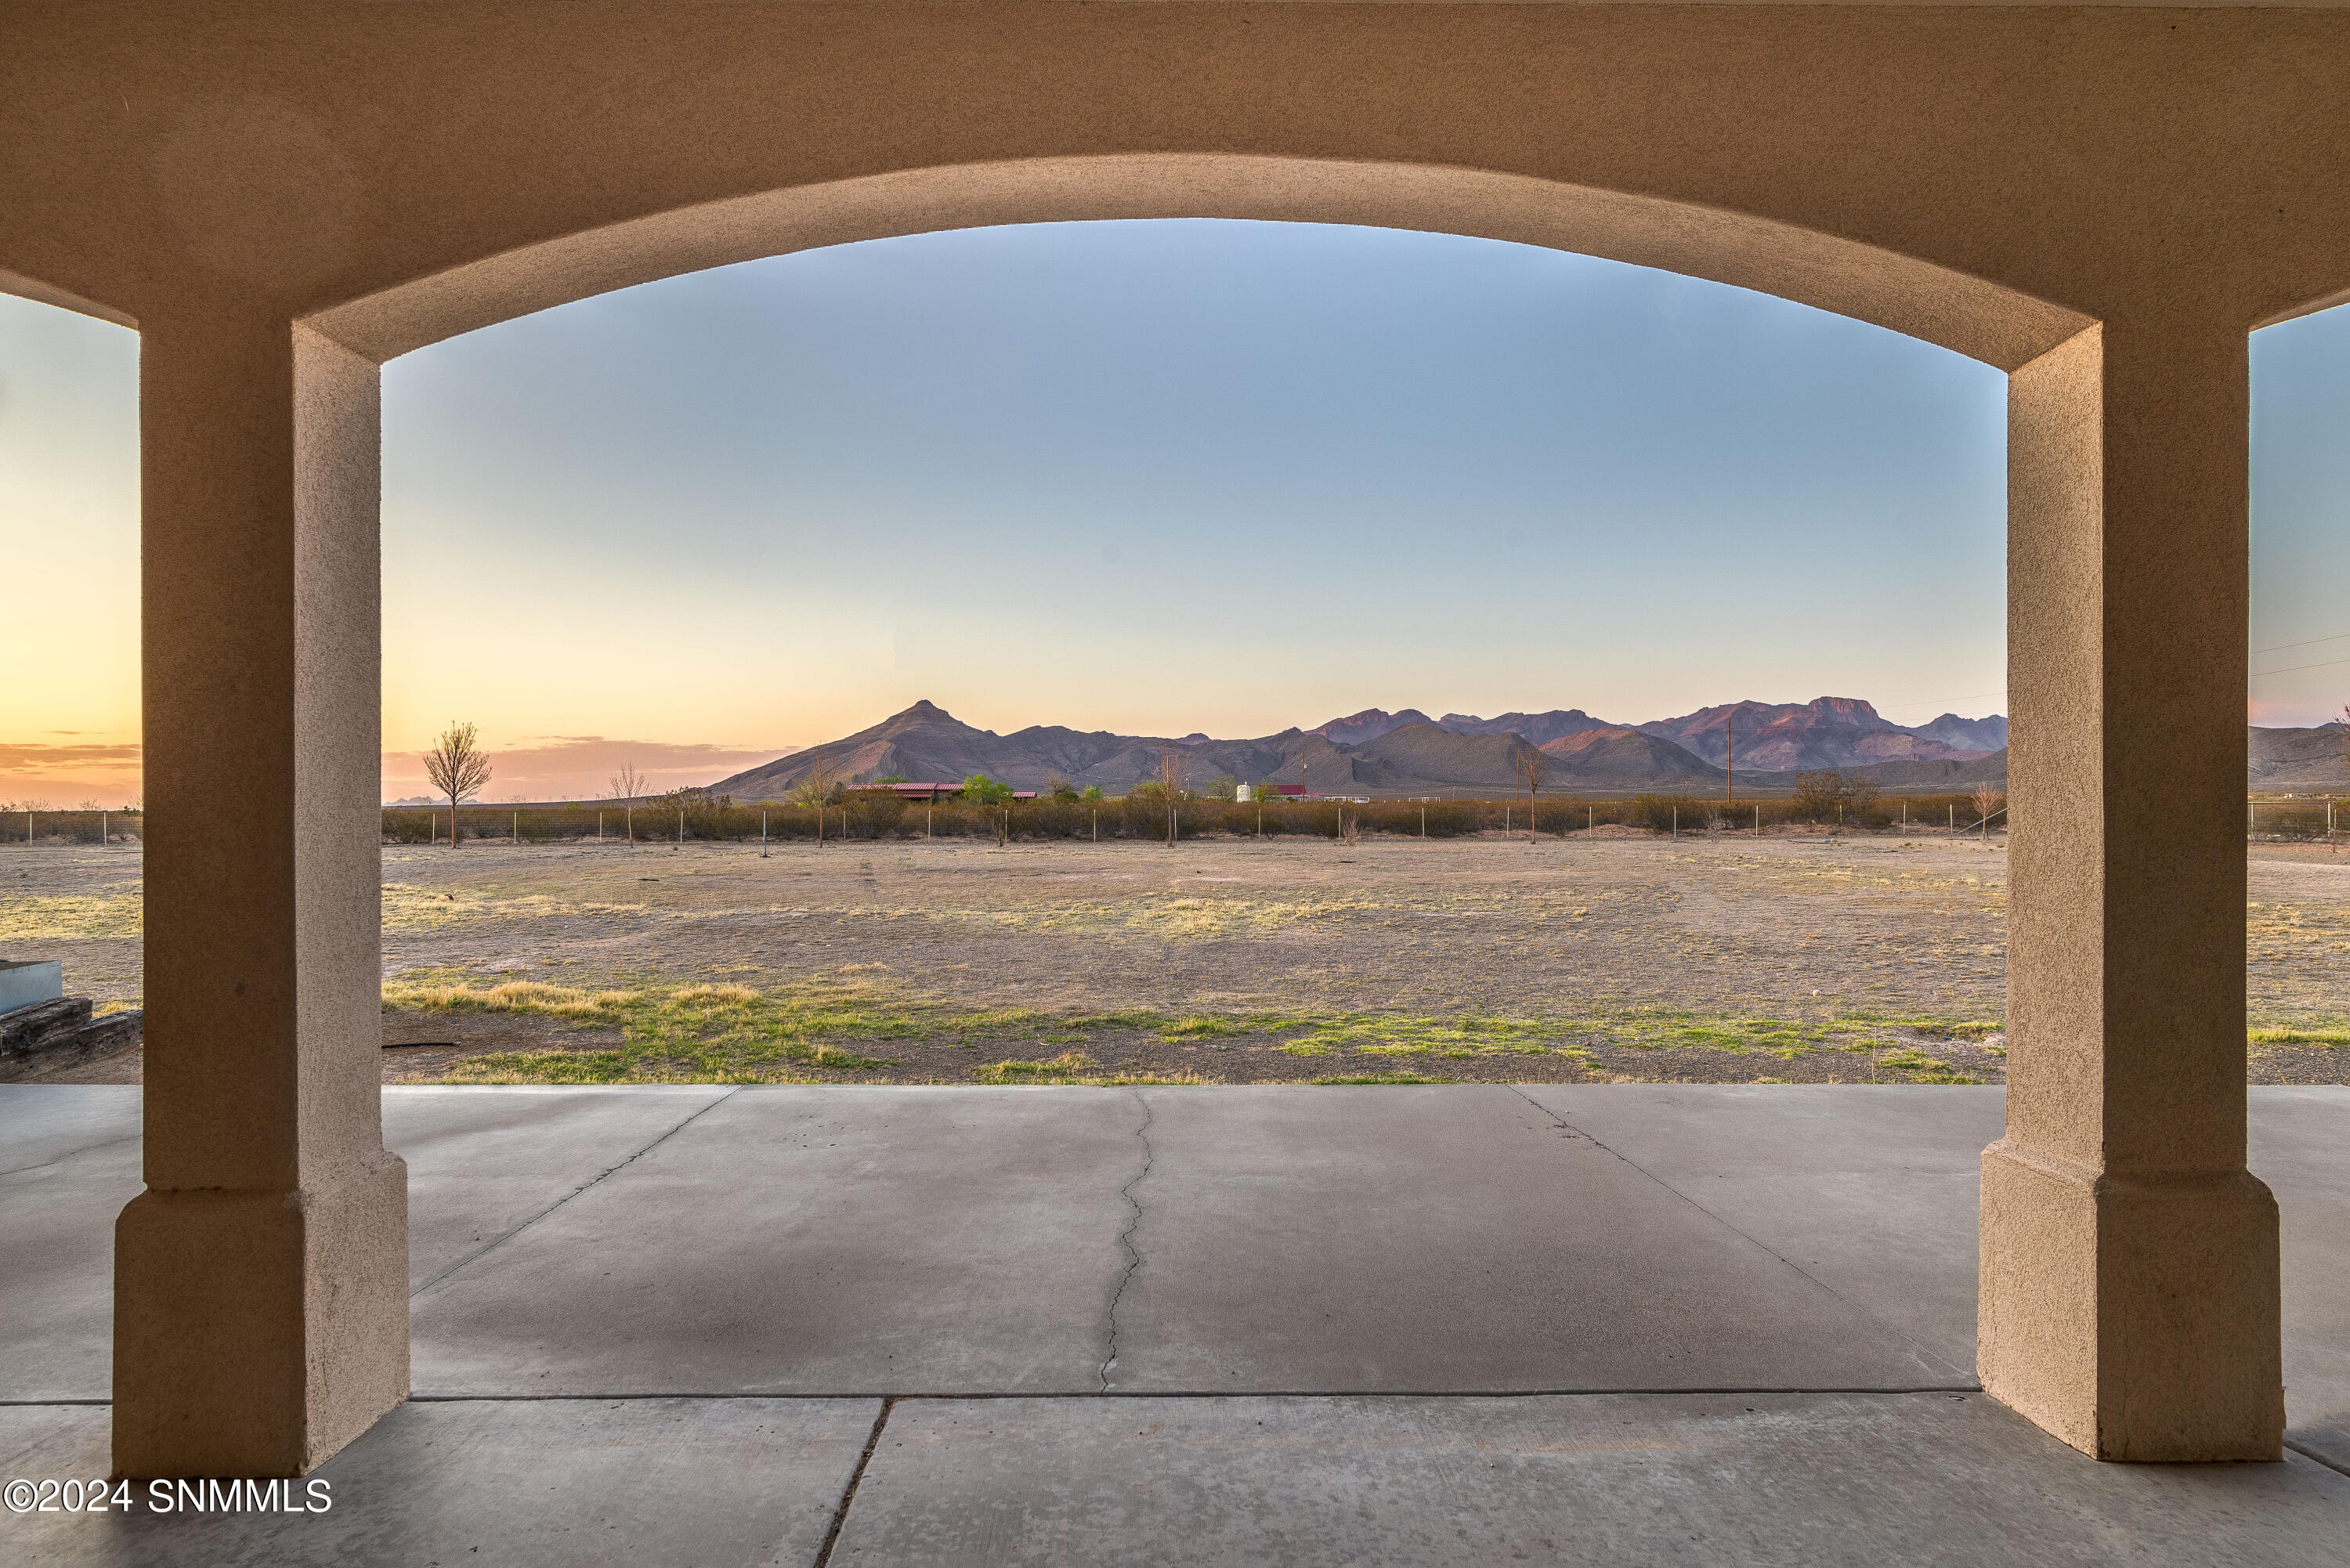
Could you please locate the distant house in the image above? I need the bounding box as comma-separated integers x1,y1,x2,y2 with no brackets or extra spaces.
883,782,1036,803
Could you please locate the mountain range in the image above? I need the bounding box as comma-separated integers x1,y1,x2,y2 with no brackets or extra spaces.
710,696,2034,800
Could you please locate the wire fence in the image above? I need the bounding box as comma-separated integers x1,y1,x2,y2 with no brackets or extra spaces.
374,791,2023,846
2,797,2332,847
0,808,143,845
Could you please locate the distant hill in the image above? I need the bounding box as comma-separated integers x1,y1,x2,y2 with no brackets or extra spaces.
1637,698,2003,772
1312,708,1437,746
1542,726,1723,784
2248,724,2350,790
1436,709,1621,746
711,700,1314,798
686,700,2350,801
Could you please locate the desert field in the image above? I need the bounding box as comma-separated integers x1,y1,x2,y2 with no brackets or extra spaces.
8,833,2348,1086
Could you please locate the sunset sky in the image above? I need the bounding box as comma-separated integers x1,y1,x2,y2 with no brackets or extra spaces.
4,219,2346,805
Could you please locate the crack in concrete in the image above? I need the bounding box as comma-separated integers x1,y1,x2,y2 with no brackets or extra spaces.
409,1087,740,1300
0,1131,141,1181
1098,1088,1157,1393
1505,1085,1977,1386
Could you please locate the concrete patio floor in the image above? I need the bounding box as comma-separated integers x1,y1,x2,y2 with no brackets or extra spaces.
3,1083,2345,1564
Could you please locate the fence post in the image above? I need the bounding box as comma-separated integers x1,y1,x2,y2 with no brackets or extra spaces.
761,811,768,858
1672,804,1678,840
598,811,603,842
679,807,685,844
1587,805,1593,836
1754,804,1760,838
101,810,108,846
1421,805,1426,838
512,810,519,845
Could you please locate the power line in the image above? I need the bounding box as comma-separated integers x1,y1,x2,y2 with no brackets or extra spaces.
2250,653,2350,681
2252,630,2350,657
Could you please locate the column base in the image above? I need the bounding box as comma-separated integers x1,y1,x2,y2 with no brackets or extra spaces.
114,1151,410,1477
1979,1138,2281,1461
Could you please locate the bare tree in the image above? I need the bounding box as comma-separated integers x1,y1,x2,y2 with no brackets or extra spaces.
422,721,493,847
609,762,646,843
1972,781,2007,844
1156,750,1188,847
1514,742,1549,844
792,757,839,846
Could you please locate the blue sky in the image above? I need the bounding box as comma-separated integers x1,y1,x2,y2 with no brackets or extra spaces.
4,219,2347,802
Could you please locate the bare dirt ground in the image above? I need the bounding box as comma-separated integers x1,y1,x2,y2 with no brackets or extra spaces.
9,833,2348,1086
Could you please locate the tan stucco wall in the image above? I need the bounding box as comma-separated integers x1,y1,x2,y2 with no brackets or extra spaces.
7,1,2338,1472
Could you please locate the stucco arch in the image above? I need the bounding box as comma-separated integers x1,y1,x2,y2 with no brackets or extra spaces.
9,0,2293,1480
0,265,137,331
303,154,2092,371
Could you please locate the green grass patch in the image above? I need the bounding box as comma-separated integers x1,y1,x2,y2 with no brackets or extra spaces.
388,977,2021,1085
1160,1016,1250,1042
978,1051,1097,1082
392,974,907,1082
2250,1027,2350,1047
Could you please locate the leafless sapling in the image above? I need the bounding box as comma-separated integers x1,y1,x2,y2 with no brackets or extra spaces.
1156,750,1188,847
792,757,839,846
1514,742,1549,844
423,721,493,847
1972,782,2007,844
609,762,647,843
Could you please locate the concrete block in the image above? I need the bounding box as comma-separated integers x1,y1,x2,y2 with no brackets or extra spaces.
0,959,63,1015
835,1393,2350,1567
0,1397,878,1566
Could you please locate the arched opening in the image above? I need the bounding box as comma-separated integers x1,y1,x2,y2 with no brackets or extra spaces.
291,156,2166,1441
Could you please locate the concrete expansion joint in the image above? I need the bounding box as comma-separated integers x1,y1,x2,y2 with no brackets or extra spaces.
408,1086,741,1300
2284,1439,2350,1481
1099,1088,1157,1393
812,1396,895,1568
1507,1087,1974,1385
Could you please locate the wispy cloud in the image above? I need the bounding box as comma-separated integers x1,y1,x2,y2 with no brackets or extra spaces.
0,742,145,807
1,742,143,772
381,735,794,804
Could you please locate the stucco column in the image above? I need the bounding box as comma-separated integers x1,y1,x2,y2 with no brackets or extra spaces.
114,313,408,1476
1986,322,2280,1461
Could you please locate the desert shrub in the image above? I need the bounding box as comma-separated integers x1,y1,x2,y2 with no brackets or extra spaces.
1791,771,1883,826
1014,796,1088,840
1379,800,1475,836
2248,801,2336,840
837,789,909,839
1631,793,1709,833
